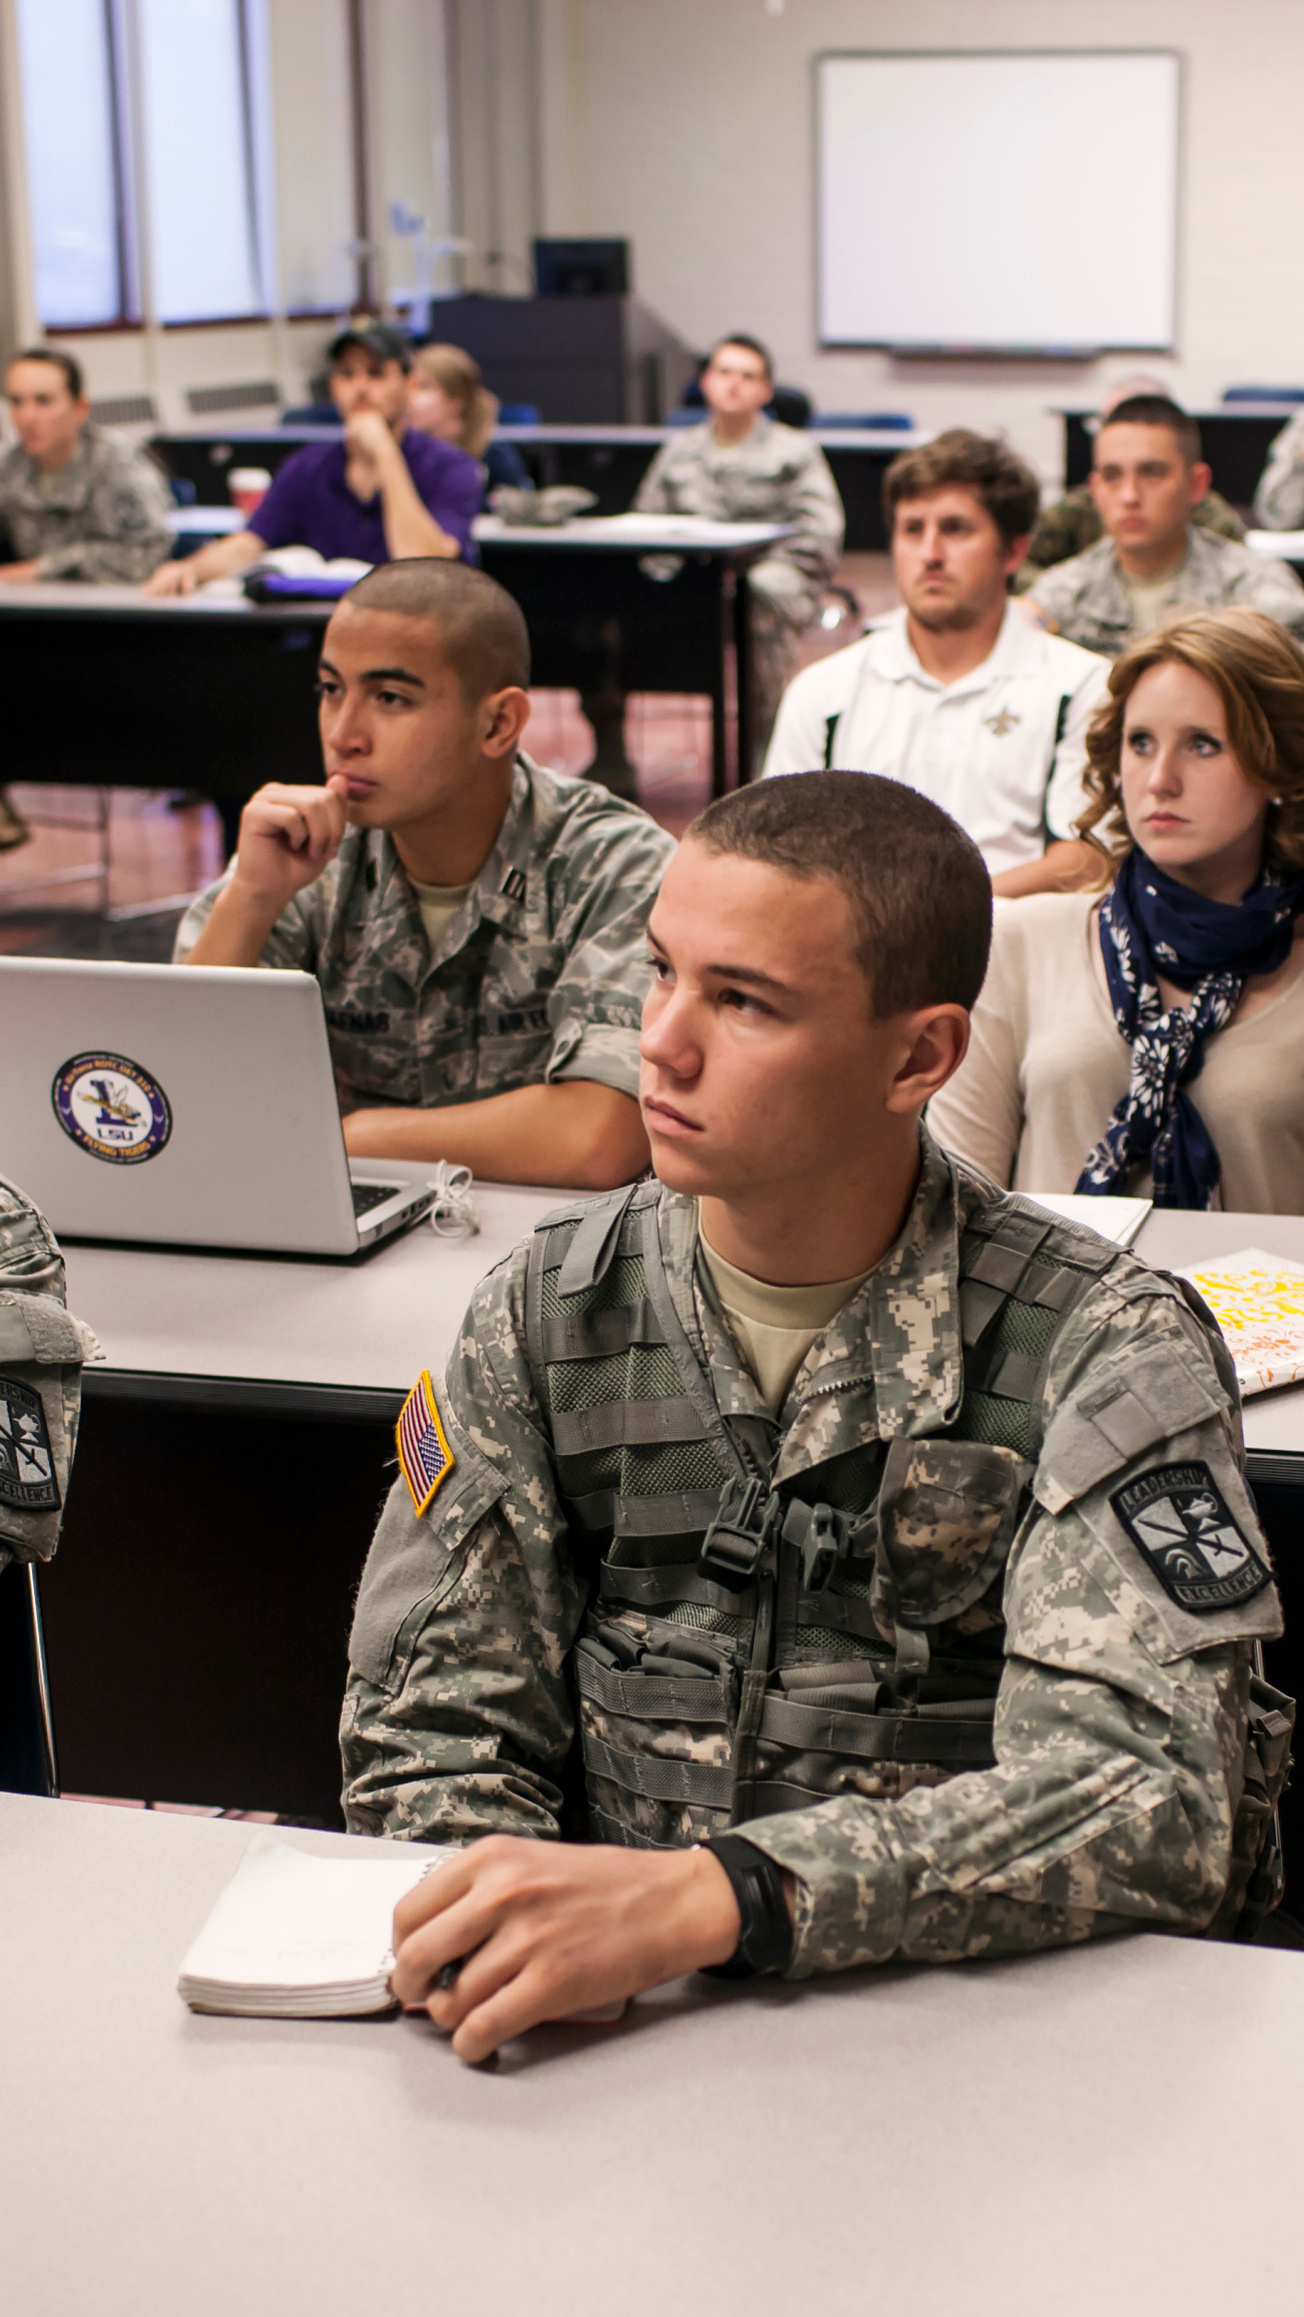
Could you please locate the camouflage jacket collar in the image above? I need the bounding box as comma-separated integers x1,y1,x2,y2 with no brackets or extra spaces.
657,1127,970,1485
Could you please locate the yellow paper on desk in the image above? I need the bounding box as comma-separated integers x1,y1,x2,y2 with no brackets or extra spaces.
1180,1249,1304,1397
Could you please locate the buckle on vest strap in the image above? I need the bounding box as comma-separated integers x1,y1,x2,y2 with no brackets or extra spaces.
781,1498,850,1593
699,1478,779,1586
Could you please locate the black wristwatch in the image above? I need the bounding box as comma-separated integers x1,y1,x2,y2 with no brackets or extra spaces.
703,1834,795,1978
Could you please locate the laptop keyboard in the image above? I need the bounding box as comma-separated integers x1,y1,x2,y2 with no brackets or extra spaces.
351,1181,401,1219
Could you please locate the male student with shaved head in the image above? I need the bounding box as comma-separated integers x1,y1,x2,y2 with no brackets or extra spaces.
175,560,673,1189
340,773,1286,2066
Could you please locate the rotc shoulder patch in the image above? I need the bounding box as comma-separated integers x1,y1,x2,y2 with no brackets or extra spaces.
396,1369,455,1517
0,1376,61,1511
1111,1461,1269,1612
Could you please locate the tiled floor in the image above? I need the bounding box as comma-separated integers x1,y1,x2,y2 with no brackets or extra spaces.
0,553,898,957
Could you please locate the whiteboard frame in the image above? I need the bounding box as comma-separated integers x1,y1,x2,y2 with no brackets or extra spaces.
813,49,1183,359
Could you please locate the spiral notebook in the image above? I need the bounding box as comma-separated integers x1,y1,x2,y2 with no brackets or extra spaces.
177,1835,452,2017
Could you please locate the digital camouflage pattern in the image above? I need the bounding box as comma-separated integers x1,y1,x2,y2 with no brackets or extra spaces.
341,1130,1283,1977
1252,411,1304,532
1015,479,1245,592
635,416,845,741
175,754,675,1111
1027,525,1304,658
0,1174,100,1570
0,427,172,582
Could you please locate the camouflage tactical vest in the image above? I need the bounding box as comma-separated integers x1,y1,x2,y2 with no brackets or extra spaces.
524,1179,1141,1852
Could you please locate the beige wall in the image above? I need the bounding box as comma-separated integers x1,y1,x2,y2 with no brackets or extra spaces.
537,0,1304,479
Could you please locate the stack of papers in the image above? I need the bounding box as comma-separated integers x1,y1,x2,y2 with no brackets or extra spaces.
177,1834,452,2017
1179,1249,1304,1398
1024,1192,1152,1246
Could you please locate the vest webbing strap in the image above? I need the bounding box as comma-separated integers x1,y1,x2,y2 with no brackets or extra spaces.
552,1394,706,1457
556,1195,631,1296
583,1734,734,1809
599,1560,755,1615
758,1692,996,1768
575,1651,731,1725
538,1300,664,1363
794,1589,881,1641
588,1803,686,1851
572,1488,724,1540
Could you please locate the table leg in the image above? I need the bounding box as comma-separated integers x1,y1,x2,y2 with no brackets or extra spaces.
735,570,756,786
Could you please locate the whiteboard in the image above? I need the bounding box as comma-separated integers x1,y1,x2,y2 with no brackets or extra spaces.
817,52,1180,354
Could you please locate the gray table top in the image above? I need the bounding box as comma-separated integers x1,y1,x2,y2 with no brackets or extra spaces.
4,1788,1302,2317
62,1192,1304,1457
0,579,329,621
63,1169,567,1413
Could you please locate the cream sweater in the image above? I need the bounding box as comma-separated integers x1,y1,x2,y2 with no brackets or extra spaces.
928,891,1304,1214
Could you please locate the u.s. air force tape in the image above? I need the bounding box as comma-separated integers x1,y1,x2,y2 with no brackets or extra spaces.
1110,1461,1269,1613
396,1369,455,1517
0,1376,61,1512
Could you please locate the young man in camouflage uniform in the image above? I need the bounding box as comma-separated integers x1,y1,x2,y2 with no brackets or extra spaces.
176,561,673,1190
342,773,1289,2065
1026,395,1304,657
0,346,172,849
630,335,844,767
1015,377,1243,592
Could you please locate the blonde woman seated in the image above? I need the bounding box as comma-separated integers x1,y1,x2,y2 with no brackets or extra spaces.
406,342,531,506
929,607,1304,1210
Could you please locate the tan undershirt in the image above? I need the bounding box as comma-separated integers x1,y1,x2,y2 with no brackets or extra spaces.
1120,561,1185,639
408,874,472,956
697,1216,872,1416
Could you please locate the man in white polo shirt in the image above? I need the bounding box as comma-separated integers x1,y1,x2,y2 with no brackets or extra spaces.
763,430,1108,896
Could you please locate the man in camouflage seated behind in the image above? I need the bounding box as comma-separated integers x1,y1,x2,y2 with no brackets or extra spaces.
1015,376,1243,594
176,560,673,1190
343,773,1290,2063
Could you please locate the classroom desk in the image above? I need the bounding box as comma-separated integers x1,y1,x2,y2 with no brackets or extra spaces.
495,421,926,552
1059,405,1294,507
151,422,926,553
0,582,328,795
40,1175,571,1820
475,511,787,792
7,1789,1304,2317
1249,526,1304,577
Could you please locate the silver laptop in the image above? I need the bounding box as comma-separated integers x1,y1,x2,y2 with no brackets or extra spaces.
0,957,437,1256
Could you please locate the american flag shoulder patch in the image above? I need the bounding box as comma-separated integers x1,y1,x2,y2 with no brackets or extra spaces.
396,1369,455,1517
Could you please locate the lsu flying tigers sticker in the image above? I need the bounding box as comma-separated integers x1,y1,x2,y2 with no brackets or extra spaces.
397,1369,456,1516
0,1376,60,1512
51,1052,172,1165
1110,1461,1269,1613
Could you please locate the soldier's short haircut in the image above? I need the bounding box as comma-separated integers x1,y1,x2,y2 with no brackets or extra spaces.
1095,394,1202,467
707,333,773,383
8,346,84,399
687,771,992,1017
882,429,1040,548
340,559,530,702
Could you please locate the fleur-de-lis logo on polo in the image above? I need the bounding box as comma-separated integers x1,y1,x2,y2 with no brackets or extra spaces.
984,707,1021,737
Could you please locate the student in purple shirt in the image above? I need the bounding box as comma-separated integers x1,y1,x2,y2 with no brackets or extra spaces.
145,325,481,597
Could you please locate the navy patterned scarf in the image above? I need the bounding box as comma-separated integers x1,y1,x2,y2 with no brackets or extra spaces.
1076,848,1304,1208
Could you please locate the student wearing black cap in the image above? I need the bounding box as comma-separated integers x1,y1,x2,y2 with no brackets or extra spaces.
146,325,481,596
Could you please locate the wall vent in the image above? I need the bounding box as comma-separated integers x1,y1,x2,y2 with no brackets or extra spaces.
89,394,158,426
186,380,282,415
